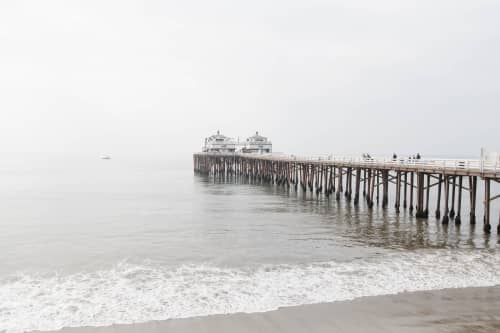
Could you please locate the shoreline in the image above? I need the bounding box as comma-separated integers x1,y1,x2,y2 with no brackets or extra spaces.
41,285,500,333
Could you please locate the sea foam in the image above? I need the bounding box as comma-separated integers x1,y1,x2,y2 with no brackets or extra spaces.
1,250,499,333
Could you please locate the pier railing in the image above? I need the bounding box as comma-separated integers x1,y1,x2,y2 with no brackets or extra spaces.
199,153,499,176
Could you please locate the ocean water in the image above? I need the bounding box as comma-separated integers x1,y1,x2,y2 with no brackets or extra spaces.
0,154,499,333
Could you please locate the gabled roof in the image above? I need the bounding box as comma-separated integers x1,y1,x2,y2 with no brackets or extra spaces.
206,130,234,142
247,131,271,143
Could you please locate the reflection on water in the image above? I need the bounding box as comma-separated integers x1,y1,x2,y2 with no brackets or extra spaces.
0,155,498,278
200,173,499,251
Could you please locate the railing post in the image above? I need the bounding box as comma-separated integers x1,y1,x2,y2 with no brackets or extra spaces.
480,148,485,174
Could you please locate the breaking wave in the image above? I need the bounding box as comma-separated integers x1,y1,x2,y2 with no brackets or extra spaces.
1,249,500,333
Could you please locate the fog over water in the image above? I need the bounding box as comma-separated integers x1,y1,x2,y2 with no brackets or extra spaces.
0,0,499,156
0,1,499,332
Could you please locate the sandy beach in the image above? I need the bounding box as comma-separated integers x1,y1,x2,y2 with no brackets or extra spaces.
42,286,500,333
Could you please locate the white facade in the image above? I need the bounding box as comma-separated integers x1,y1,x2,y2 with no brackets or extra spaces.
241,131,272,154
202,131,273,154
202,131,237,153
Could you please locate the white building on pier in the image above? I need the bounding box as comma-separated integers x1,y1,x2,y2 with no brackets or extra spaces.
202,131,273,154
241,131,272,154
202,131,237,153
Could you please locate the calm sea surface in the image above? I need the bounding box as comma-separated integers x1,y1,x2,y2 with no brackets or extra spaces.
0,154,499,332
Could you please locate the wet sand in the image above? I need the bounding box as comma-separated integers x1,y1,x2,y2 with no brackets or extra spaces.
44,286,500,333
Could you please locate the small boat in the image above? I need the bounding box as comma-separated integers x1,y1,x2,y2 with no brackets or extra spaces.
100,155,111,160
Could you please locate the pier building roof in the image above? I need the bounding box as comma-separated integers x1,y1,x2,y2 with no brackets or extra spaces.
203,130,237,153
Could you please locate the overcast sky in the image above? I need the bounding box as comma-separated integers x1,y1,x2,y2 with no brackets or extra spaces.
0,0,498,157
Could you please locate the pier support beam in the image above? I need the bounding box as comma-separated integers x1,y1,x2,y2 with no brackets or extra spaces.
332,167,336,193
455,176,463,225
346,167,353,200
363,169,366,197
324,166,329,196
436,174,442,219
366,169,372,207
328,166,333,195
425,174,430,218
336,167,342,200
382,170,389,208
369,170,376,208
403,172,407,209
449,176,456,218
395,171,401,213
416,173,426,218
354,168,361,205
484,178,491,233
308,165,314,192
469,176,477,224
442,176,450,224
409,172,414,213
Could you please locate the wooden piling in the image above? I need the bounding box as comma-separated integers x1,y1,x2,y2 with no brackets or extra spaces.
442,176,450,224
363,169,366,197
455,176,462,225
324,166,328,195
469,176,477,224
346,167,353,200
354,168,361,205
449,176,456,218
403,172,407,209
484,178,491,233
395,171,401,213
409,172,414,213
336,167,342,200
369,170,376,208
425,174,430,218
436,174,442,219
382,170,389,208
366,169,372,205
416,173,426,218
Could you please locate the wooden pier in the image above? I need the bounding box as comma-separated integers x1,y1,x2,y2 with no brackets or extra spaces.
193,153,500,233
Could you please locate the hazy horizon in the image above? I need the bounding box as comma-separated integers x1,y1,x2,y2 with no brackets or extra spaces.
1,0,499,157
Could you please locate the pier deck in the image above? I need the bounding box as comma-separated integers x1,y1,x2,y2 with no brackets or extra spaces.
193,153,500,233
